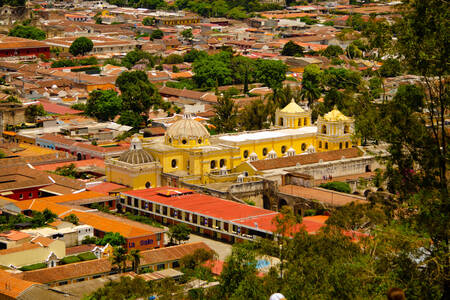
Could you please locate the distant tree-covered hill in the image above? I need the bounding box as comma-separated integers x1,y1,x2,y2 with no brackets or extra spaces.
0,0,26,7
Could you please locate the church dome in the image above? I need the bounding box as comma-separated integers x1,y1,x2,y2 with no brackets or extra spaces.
323,106,349,121
165,116,210,146
280,99,305,114
119,135,154,164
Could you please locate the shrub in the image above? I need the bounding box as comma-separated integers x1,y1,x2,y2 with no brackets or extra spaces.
19,262,47,271
60,255,81,265
77,252,97,261
319,181,351,194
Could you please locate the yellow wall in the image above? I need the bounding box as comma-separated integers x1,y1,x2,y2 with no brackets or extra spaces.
0,240,65,268
106,166,159,190
239,135,316,161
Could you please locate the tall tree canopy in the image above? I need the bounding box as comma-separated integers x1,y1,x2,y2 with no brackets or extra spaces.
69,37,94,56
115,70,161,118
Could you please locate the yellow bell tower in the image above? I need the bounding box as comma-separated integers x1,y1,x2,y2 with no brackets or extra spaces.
316,106,354,152
275,99,311,129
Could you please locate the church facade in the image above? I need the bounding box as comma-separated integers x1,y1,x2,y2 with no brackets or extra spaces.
106,102,355,188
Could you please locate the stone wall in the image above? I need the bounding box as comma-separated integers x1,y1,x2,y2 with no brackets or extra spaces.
0,103,26,132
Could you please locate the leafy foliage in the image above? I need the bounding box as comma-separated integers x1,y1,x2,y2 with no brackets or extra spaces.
322,45,344,58
281,41,304,57
25,104,45,122
69,37,94,56
63,214,79,225
319,181,351,194
210,92,238,133
60,255,81,265
85,90,122,122
168,223,191,245
9,25,46,40
19,263,47,271
150,29,163,39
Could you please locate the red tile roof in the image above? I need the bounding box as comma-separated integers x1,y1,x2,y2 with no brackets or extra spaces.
0,270,38,299
37,101,82,115
34,159,105,172
19,242,211,284
87,182,128,195
124,187,276,222
250,148,361,171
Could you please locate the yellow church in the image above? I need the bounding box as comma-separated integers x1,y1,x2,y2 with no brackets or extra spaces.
105,101,355,188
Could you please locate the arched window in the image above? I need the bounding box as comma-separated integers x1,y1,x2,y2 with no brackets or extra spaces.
243,150,249,158
339,142,343,149
281,145,287,154
319,141,322,148
171,159,177,168
279,118,284,126
210,160,216,169
145,182,151,188
198,138,202,144
345,141,349,148
262,148,268,156
304,118,307,126
301,143,307,151
182,139,187,144
344,125,349,134
219,159,226,168
298,119,301,126
321,125,327,134
325,142,328,149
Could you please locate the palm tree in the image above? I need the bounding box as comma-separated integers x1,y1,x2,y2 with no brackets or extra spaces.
111,246,128,273
128,249,142,274
300,81,321,108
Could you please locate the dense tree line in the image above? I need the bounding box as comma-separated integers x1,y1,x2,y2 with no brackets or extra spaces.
174,0,282,19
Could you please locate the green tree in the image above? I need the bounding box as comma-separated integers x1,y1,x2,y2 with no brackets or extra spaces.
122,49,154,69
8,25,46,40
226,6,247,19
55,163,80,178
302,64,323,87
63,214,79,225
115,70,161,118
118,110,144,128
362,17,392,57
193,55,232,88
346,43,362,59
85,276,152,300
322,45,344,58
183,49,207,63
379,58,401,77
239,98,270,131
151,29,163,39
231,55,256,93
24,104,45,122
69,37,94,56
164,54,183,64
210,92,238,133
255,59,287,93
219,242,259,298
110,246,128,273
300,80,321,107
99,232,126,247
128,249,142,273
181,28,193,40
85,90,122,121
168,223,191,245
142,17,155,26
281,41,304,57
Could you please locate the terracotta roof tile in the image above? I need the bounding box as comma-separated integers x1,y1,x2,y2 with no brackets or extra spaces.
0,270,38,298
20,242,211,284
250,148,361,171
